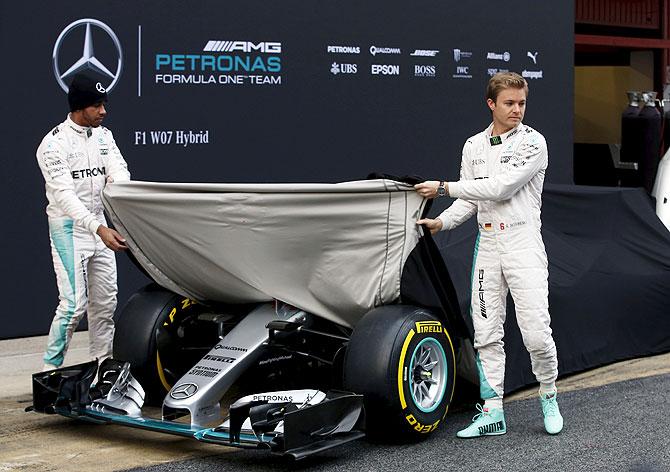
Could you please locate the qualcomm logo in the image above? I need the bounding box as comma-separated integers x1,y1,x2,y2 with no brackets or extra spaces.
170,383,199,400
52,18,123,93
369,46,401,56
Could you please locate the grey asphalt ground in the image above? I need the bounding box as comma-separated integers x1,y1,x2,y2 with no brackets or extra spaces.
2,334,668,471
124,373,670,472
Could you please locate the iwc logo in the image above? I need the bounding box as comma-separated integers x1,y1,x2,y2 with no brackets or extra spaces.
52,18,123,93
170,383,199,400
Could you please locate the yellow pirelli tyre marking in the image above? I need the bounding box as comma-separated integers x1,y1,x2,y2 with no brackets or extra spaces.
444,328,457,404
397,328,415,410
156,351,172,392
415,320,442,334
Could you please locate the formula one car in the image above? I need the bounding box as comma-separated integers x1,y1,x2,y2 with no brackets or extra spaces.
29,178,469,459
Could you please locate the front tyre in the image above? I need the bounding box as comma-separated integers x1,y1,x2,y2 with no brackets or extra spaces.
113,284,213,404
343,305,456,439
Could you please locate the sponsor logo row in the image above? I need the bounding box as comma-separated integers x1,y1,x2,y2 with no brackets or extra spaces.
327,45,543,79
329,45,541,64
52,18,544,94
330,63,542,80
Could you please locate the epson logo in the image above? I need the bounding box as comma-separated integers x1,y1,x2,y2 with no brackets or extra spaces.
414,65,436,77
203,40,281,53
371,64,400,75
327,45,360,54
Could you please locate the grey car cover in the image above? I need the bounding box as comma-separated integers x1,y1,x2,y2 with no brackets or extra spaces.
102,179,427,327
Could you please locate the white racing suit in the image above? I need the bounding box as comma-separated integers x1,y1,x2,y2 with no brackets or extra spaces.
437,122,558,402
36,115,130,367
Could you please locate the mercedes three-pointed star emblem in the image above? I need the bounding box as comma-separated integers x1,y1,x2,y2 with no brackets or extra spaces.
170,383,199,400
52,18,123,93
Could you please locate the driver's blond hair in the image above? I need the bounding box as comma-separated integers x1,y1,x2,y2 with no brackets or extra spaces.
487,72,528,102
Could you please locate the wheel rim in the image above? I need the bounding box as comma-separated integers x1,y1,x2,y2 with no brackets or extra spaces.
408,337,448,413
155,311,218,392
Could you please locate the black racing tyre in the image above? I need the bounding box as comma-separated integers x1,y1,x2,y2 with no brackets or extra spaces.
343,305,456,439
113,284,214,404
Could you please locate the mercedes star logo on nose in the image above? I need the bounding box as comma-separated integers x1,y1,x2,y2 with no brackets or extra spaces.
52,18,123,93
170,383,199,400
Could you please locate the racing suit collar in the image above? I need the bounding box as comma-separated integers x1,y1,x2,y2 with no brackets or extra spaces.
486,122,523,144
66,114,92,136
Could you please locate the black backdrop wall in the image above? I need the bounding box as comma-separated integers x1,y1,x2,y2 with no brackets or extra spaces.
0,1,574,339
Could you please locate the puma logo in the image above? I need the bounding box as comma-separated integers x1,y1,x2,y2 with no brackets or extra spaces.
478,420,504,435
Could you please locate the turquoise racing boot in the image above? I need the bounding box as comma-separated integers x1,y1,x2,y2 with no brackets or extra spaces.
456,404,507,438
540,391,564,434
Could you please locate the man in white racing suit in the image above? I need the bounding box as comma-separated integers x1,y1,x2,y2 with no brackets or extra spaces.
36,73,130,371
415,72,563,436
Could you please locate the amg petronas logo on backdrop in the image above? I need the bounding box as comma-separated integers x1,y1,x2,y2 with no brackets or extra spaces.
52,18,123,93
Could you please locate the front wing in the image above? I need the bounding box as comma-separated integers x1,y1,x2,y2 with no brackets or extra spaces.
28,360,365,460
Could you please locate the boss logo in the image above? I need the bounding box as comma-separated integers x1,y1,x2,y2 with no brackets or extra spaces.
414,65,436,77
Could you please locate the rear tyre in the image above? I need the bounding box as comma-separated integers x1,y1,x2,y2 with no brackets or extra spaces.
343,305,456,439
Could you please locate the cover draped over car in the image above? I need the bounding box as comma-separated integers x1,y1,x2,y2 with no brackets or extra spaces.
102,179,427,327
